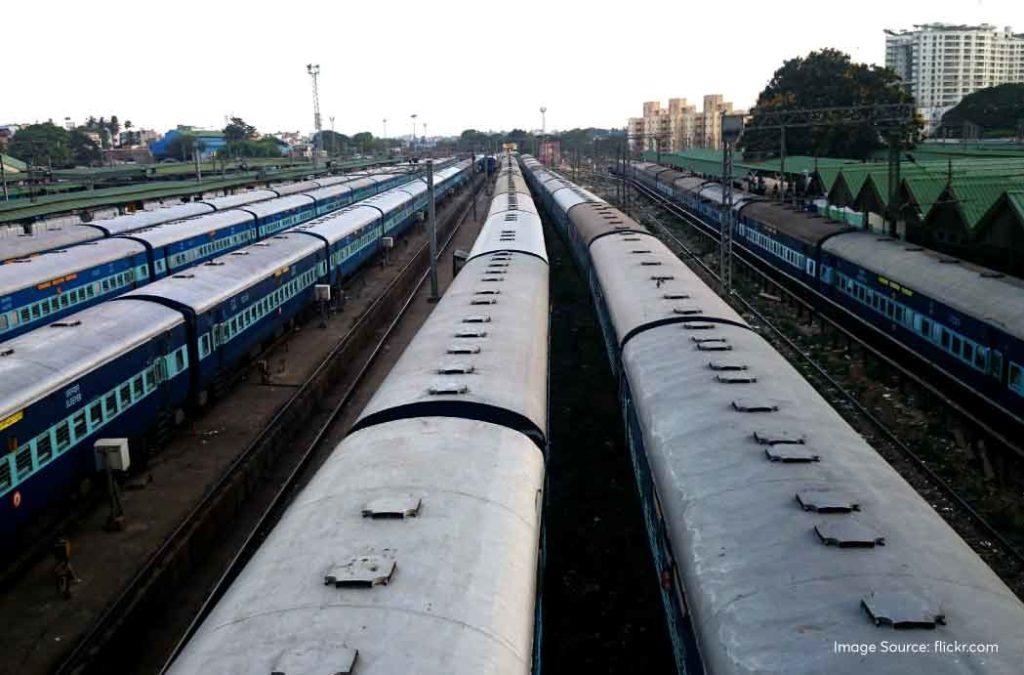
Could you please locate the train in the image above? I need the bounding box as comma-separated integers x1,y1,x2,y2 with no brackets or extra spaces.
167,152,549,674
0,164,455,342
523,156,1024,673
623,161,1024,428
0,170,391,263
0,159,475,544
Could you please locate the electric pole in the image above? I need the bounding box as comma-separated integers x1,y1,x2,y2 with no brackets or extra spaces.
426,160,439,301
307,64,322,169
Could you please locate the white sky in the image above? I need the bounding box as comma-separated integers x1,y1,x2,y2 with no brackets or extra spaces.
6,0,1022,137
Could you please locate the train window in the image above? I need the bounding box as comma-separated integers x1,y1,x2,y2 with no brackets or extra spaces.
31,304,40,319
88,402,102,426
60,294,69,308
132,376,143,399
105,393,118,417
0,316,6,331
991,351,1003,379
144,371,155,391
963,342,974,364
940,330,950,349
974,348,986,371
920,318,932,338
15,447,33,477
72,412,86,440
20,309,29,323
1010,363,1024,393
951,336,962,356
119,384,131,407
176,350,185,372
200,335,211,357
55,422,71,451
36,433,53,463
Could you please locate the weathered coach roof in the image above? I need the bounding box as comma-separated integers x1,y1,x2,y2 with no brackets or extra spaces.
0,299,184,419
169,417,543,675
0,238,147,297
823,231,1024,339
122,233,321,314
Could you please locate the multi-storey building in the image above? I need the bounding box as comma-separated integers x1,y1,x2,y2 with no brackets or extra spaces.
628,95,742,152
885,23,1024,132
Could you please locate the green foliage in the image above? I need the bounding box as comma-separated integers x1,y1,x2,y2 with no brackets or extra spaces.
941,83,1024,135
218,137,287,158
741,49,921,159
351,131,374,154
7,122,72,166
69,129,102,165
223,117,257,142
317,130,349,154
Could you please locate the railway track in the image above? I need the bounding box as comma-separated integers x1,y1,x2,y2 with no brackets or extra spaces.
583,168,1024,596
55,175,487,674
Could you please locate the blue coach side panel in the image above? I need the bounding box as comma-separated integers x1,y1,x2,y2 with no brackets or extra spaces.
0,240,150,342
0,300,189,543
117,210,259,279
122,234,327,401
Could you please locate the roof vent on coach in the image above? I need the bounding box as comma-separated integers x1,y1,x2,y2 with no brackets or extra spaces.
50,320,82,328
861,591,946,629
270,644,358,675
324,554,396,588
362,495,422,519
796,489,860,513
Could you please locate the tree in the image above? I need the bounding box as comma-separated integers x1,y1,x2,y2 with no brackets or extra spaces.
351,131,374,154
69,129,102,165
318,130,349,155
223,117,257,142
740,49,920,159
7,122,72,166
941,83,1024,136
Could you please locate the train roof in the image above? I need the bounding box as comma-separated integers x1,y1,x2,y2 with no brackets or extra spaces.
0,299,184,419
302,181,356,202
566,202,649,246
622,317,1024,672
355,253,549,444
236,194,315,218
741,201,851,245
822,232,1024,338
488,192,538,217
291,205,380,245
0,238,147,296
169,416,543,675
0,225,103,263
266,180,322,196
552,183,603,214
468,211,546,262
123,233,321,313
120,209,256,248
94,202,217,236
200,189,278,210
360,187,415,214
589,230,747,345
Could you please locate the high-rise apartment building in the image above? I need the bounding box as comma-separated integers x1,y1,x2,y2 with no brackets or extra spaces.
885,23,1024,131
628,95,743,152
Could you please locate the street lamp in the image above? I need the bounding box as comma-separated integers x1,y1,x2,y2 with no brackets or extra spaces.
410,113,418,149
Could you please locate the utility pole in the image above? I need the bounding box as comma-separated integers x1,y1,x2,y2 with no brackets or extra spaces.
307,64,322,169
426,160,439,301
720,113,745,295
383,118,388,141
410,114,418,151
779,125,787,201
330,116,336,157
